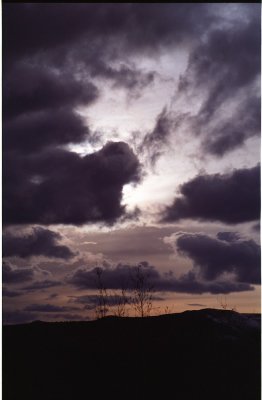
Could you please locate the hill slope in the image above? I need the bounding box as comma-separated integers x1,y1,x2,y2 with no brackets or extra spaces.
3,309,261,400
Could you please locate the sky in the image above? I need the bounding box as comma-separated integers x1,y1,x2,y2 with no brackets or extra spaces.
2,3,261,324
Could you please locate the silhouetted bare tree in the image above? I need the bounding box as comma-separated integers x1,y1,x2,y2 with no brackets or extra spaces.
217,296,237,312
93,265,156,319
112,288,129,317
94,268,108,319
131,265,154,317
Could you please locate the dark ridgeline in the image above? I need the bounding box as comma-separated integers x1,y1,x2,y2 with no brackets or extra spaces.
3,309,260,400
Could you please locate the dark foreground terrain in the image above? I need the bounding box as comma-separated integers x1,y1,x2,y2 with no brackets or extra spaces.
3,309,261,400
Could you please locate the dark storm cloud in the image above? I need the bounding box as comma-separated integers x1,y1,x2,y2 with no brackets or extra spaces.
3,62,98,161
140,107,174,166
3,3,212,101
202,94,260,156
3,63,98,120
216,232,240,243
161,272,253,295
3,3,260,231
179,11,260,155
3,6,158,229
4,108,90,154
4,141,141,225
175,232,260,284
3,263,34,284
180,18,260,116
3,62,98,156
3,4,260,159
88,61,156,91
66,262,154,290
67,261,254,295
3,287,23,297
24,304,78,313
2,3,215,165
3,227,75,259
21,279,62,292
3,310,35,325
3,4,212,64
162,165,260,224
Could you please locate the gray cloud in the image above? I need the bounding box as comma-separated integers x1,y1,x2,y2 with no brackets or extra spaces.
21,279,62,292
3,63,98,121
4,108,90,154
202,94,260,156
88,61,156,92
3,286,23,297
4,3,212,108
216,232,241,243
4,141,141,225
3,227,76,259
67,260,255,295
66,262,150,290
3,4,260,231
3,4,214,66
162,165,260,224
178,12,260,156
3,262,34,284
174,232,260,284
24,304,78,313
139,107,174,167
